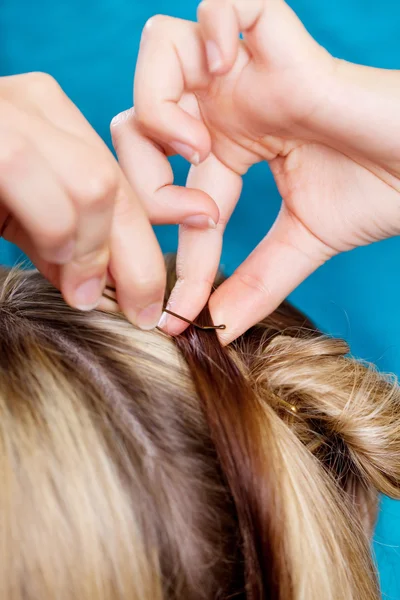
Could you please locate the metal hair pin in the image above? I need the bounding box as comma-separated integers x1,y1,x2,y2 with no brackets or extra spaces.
103,286,226,331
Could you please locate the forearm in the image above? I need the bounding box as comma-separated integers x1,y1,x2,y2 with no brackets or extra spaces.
308,59,400,178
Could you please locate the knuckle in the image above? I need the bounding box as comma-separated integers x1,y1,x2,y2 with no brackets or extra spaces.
74,165,119,209
131,261,166,301
0,134,30,174
73,246,109,269
137,277,165,301
37,219,76,249
198,0,225,16
176,274,215,289
143,14,169,37
117,253,166,306
197,0,213,18
133,104,156,133
234,270,274,299
24,72,62,98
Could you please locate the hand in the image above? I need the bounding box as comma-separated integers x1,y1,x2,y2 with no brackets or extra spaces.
113,0,400,341
0,72,219,329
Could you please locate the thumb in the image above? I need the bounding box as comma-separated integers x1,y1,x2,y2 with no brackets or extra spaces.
209,205,335,344
197,0,317,75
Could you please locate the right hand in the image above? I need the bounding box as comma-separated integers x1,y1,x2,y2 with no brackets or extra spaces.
0,72,219,329
114,0,400,342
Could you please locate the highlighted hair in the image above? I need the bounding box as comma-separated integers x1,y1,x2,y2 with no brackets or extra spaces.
0,262,398,599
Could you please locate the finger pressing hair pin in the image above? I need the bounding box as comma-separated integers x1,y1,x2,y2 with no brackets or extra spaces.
102,286,226,331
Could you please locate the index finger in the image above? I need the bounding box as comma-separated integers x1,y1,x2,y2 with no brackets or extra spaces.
158,153,242,335
108,176,166,331
134,15,212,163
111,105,220,229
197,0,316,75
197,0,265,73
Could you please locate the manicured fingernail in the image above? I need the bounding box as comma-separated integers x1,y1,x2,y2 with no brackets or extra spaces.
54,240,75,264
170,142,200,166
206,40,223,73
137,302,163,331
73,277,103,311
182,215,217,229
157,311,168,330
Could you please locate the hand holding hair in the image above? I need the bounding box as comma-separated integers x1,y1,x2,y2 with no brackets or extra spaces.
113,0,400,343
0,73,220,331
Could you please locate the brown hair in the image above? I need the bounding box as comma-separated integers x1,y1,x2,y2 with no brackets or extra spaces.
0,260,398,599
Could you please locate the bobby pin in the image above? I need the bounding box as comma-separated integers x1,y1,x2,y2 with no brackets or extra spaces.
273,394,298,416
279,399,298,415
268,389,298,416
103,286,226,332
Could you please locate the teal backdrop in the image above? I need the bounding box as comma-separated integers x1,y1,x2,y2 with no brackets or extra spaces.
1,0,399,594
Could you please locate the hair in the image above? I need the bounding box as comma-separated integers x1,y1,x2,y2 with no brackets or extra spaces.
0,257,398,600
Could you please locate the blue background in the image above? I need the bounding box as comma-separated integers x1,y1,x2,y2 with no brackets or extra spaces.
1,0,399,594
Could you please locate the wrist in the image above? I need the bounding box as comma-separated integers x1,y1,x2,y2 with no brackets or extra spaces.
301,57,400,178
292,53,342,137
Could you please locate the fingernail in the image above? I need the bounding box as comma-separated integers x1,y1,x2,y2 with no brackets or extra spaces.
182,215,217,229
157,311,168,330
54,240,75,264
206,40,223,73
110,108,132,127
73,277,103,311
170,142,200,166
137,302,163,331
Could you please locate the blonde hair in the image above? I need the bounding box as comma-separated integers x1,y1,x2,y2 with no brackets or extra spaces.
0,261,398,599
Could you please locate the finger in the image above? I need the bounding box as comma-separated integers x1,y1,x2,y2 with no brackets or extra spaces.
198,0,315,75
209,205,336,344
1,98,120,311
111,107,220,228
197,0,264,73
4,76,123,261
11,100,119,262
6,224,118,316
158,153,242,335
3,78,164,324
134,15,212,164
2,82,163,322
106,178,166,331
0,129,76,264
40,135,118,312
49,136,117,261
5,77,122,266
7,222,120,317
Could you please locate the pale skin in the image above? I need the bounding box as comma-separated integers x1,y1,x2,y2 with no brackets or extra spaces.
0,73,219,329
112,0,400,343
2,0,400,342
